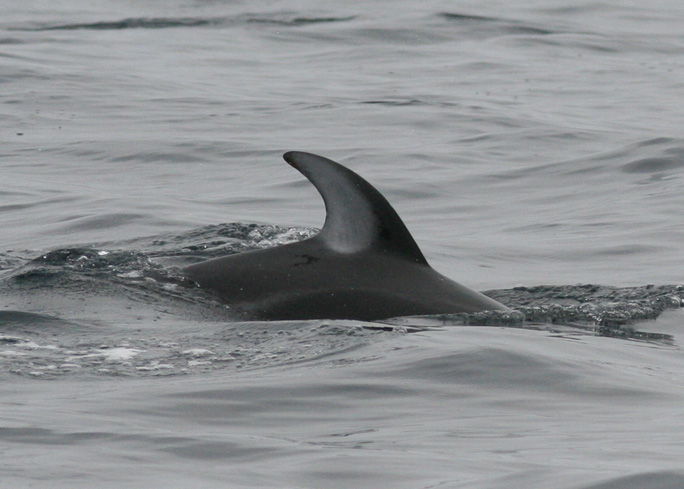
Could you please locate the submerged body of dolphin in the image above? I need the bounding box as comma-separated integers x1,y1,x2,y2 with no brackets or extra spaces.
183,152,507,321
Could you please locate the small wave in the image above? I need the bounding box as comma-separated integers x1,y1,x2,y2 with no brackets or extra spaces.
0,38,24,45
0,320,396,379
622,156,684,174
21,17,216,31
614,139,684,185
26,247,152,272
438,12,555,36
485,284,682,341
0,253,24,272
383,284,682,343
362,99,426,107
16,14,355,32
578,471,684,489
165,222,317,260
242,14,356,26
0,310,73,328
439,13,498,22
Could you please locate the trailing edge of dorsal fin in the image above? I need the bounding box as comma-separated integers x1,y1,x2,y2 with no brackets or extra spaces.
283,151,428,265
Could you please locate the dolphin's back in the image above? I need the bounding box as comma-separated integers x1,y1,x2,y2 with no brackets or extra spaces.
183,152,508,320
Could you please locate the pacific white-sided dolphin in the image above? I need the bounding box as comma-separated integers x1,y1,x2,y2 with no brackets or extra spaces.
183,151,507,320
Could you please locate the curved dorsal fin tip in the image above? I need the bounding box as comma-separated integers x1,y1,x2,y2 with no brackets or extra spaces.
282,150,299,167
282,151,428,265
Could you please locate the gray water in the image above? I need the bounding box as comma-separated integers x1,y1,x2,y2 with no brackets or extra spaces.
2,1,684,487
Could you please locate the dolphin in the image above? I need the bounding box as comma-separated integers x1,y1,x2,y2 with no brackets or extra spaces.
183,151,507,321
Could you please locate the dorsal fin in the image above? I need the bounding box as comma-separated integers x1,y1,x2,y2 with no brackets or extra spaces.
283,151,428,265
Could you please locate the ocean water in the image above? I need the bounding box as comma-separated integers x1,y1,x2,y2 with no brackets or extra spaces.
2,1,684,487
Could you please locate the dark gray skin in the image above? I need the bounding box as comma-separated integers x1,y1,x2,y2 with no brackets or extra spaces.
183,151,507,321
